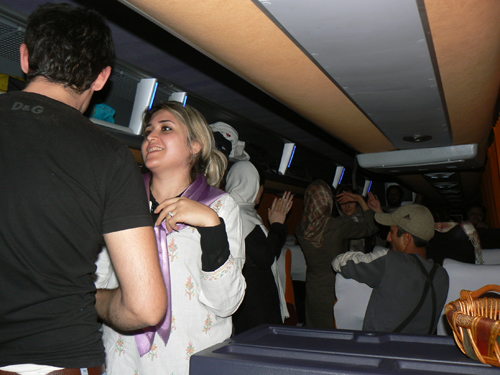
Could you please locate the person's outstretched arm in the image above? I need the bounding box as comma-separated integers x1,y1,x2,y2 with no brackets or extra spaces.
97,226,167,330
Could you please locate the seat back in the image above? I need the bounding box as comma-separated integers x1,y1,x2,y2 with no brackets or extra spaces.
284,249,295,306
278,242,308,325
284,248,300,325
482,248,500,264
436,258,500,335
334,273,372,330
286,244,307,282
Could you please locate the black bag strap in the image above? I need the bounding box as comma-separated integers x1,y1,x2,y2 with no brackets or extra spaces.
393,254,438,334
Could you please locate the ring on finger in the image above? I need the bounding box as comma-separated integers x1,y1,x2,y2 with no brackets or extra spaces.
168,211,174,218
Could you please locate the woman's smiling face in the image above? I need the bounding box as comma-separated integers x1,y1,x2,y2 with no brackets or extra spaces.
141,109,193,173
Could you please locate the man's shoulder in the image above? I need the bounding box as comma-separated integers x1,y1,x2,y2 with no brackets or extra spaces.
2,91,128,160
1,91,72,110
387,251,445,276
386,250,419,263
1,91,90,128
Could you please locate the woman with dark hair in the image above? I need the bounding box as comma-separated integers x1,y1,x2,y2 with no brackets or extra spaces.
295,180,382,329
97,101,246,375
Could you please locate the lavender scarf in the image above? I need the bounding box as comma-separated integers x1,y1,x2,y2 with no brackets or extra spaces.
135,173,225,356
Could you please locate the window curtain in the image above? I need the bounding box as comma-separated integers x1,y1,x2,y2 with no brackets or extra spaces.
480,121,500,228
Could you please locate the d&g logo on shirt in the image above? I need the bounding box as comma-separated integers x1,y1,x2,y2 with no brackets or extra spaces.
11,102,44,114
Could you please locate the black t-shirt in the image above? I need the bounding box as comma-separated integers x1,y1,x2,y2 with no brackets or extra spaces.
0,92,153,367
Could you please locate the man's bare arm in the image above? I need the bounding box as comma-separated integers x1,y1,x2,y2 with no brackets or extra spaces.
96,226,167,330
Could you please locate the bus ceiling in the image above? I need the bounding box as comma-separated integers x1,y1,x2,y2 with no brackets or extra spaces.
0,0,499,207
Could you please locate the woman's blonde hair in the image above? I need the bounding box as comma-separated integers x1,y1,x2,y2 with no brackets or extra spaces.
142,101,228,186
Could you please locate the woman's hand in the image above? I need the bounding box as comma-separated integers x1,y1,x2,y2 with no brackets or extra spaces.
337,192,363,204
337,192,369,211
154,197,220,232
268,191,294,224
367,192,383,213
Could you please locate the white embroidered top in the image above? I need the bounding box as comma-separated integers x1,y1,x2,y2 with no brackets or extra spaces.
95,193,245,375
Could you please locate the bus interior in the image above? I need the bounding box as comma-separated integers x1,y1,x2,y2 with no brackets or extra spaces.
2,0,499,220
1,1,500,369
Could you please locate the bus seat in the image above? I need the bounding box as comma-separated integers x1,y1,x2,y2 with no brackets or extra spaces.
286,244,306,282
437,258,500,335
334,273,372,330
283,248,300,325
284,249,295,306
482,249,500,264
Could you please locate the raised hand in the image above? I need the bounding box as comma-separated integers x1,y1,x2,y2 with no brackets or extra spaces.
336,191,363,205
367,192,383,213
268,191,294,224
337,191,375,212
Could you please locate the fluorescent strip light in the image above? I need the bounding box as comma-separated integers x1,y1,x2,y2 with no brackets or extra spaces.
278,143,296,175
128,78,158,135
169,92,188,106
362,180,372,197
332,166,345,189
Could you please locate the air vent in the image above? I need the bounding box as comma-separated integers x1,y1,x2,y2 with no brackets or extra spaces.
0,23,23,62
357,144,483,174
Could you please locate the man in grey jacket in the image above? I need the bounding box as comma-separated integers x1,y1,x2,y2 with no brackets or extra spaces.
333,204,449,334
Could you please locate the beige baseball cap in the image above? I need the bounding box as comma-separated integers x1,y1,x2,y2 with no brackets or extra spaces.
375,204,435,241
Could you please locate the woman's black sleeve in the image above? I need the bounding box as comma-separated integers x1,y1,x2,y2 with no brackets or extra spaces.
197,218,230,272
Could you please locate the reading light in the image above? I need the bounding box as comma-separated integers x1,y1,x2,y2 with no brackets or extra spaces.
128,78,158,135
433,182,458,189
425,172,455,179
169,92,188,107
332,166,345,189
278,143,296,175
403,134,432,143
362,180,372,197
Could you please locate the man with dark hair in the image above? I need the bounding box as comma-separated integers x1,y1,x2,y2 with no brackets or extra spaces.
333,204,449,334
0,4,167,374
465,203,488,229
22,3,115,94
384,184,404,213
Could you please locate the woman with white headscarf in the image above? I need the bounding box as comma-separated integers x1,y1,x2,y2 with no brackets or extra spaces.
226,161,293,334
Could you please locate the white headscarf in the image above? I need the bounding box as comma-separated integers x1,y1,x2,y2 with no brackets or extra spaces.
226,161,266,239
226,161,289,321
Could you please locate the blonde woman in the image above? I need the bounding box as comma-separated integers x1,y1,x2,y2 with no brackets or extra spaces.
97,101,245,375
